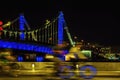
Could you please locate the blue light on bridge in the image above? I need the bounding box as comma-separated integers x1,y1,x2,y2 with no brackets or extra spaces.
0,40,69,61
58,11,65,44
19,14,25,40
20,33,25,40
36,56,44,62
0,40,69,54
17,56,23,62
0,40,53,54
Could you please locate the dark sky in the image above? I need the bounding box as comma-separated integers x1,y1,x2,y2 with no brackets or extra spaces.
0,1,119,46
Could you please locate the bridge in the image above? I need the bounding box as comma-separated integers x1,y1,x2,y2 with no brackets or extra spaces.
0,11,73,54
1,12,120,79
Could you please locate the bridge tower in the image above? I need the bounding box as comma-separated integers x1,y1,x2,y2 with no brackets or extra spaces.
19,14,25,40
58,11,66,44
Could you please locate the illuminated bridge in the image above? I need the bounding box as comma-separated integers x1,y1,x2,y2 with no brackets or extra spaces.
0,11,73,61
0,12,67,51
1,12,120,79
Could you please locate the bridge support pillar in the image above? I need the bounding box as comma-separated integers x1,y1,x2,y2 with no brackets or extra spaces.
19,14,25,40
58,11,65,44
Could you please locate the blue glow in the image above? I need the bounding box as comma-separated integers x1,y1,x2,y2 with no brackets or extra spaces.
0,40,53,54
58,11,65,44
63,50,69,54
80,65,97,79
58,56,65,61
20,32,25,40
19,14,25,40
17,56,23,62
58,65,74,79
36,56,44,62
0,40,69,61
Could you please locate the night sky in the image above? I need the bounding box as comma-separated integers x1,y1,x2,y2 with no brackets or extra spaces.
0,1,119,46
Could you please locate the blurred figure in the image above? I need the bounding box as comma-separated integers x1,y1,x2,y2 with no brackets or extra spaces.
44,42,69,62
47,42,69,76
0,49,16,71
52,41,69,61
65,43,88,70
65,42,87,61
53,42,69,54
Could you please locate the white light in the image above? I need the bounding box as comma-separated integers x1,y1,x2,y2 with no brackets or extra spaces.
76,64,79,69
32,63,35,70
